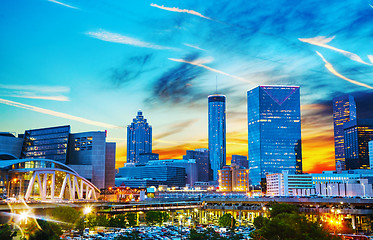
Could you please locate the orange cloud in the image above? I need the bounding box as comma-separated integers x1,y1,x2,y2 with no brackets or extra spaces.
316,51,373,90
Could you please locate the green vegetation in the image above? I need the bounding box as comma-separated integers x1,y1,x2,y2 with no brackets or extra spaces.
28,220,62,240
0,224,17,240
250,203,342,240
51,206,80,229
145,211,169,226
218,213,236,229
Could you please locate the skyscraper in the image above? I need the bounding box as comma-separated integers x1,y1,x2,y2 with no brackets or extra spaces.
247,86,302,187
333,95,356,170
208,95,226,182
127,110,152,163
344,119,373,170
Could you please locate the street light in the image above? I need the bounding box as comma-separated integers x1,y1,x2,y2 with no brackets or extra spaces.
83,206,92,215
19,211,29,224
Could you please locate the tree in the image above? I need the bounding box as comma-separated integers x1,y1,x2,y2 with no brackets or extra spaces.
0,224,17,240
96,215,109,227
145,211,159,226
51,206,80,229
28,220,62,240
109,214,127,228
126,212,137,227
268,202,298,218
250,203,341,240
218,213,236,229
253,215,268,230
157,212,169,225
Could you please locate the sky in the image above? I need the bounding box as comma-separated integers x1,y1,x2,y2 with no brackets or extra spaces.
1,0,372,172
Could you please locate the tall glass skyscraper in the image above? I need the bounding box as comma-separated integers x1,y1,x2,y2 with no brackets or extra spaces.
333,95,356,170
344,119,373,170
127,110,152,163
247,86,302,187
208,95,226,182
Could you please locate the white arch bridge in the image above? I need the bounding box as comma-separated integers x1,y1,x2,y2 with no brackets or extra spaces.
0,153,100,201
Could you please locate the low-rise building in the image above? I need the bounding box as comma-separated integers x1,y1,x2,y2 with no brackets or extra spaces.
218,164,249,192
147,159,197,186
266,171,314,196
116,164,186,187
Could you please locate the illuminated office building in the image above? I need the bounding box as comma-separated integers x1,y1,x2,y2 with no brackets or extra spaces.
231,155,248,169
127,110,152,163
344,119,373,170
21,125,70,164
208,95,226,182
20,126,115,189
218,164,249,192
247,86,302,187
333,95,356,170
183,148,210,182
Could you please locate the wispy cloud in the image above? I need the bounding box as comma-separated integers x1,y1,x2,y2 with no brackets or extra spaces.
168,57,253,84
3,95,69,101
183,43,207,51
0,84,70,101
154,119,198,140
86,30,175,50
316,51,373,90
368,55,373,64
47,0,78,9
150,3,213,20
0,84,69,93
299,36,373,65
0,98,120,129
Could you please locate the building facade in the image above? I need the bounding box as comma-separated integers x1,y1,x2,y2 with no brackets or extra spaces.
138,153,159,165
105,142,116,188
208,95,226,183
266,171,313,196
333,95,356,170
369,140,373,169
147,159,198,186
127,110,152,163
231,155,248,169
21,125,70,164
0,132,23,158
183,148,210,182
116,165,186,187
247,86,302,187
344,119,373,170
218,164,249,192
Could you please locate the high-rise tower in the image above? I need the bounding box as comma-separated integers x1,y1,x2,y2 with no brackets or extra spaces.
127,110,152,163
333,95,356,170
247,86,302,187
344,119,373,170
208,95,226,182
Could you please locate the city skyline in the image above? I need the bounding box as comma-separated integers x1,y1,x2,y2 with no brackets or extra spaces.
1,0,373,173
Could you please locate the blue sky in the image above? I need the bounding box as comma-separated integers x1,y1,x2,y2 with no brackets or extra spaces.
1,0,372,171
